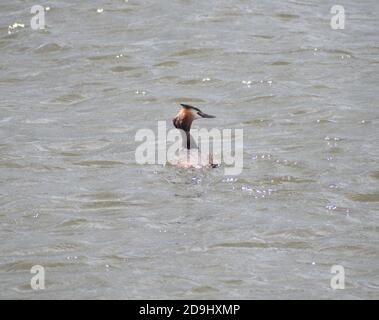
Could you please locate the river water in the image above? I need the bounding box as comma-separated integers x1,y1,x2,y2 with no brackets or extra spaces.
0,0,378,299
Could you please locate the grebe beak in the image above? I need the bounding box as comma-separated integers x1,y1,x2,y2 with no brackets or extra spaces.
198,111,215,118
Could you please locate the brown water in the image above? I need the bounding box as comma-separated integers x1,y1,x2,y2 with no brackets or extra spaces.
0,0,378,299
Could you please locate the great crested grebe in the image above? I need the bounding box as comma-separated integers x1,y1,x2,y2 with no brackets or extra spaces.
172,103,217,168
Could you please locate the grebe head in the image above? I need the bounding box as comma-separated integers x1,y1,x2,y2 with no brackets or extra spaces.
173,104,215,149
173,104,215,133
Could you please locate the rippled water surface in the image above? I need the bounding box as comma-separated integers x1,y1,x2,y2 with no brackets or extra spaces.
1,0,379,299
